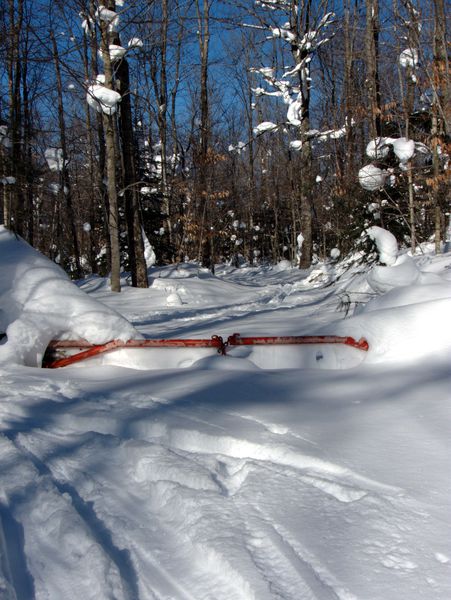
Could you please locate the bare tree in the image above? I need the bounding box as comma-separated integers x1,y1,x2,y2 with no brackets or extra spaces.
50,27,82,277
244,0,335,267
431,0,449,253
97,2,122,292
107,3,148,287
365,0,381,138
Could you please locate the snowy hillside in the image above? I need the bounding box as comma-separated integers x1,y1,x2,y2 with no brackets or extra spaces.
0,227,450,600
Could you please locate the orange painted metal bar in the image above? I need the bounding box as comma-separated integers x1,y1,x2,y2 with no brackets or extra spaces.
43,336,225,369
43,333,369,368
45,338,224,349
227,334,369,352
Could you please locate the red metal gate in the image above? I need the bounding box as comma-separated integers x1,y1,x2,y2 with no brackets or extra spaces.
43,334,369,369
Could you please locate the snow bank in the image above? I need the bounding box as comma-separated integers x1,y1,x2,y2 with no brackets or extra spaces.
0,227,138,367
367,255,419,293
333,242,451,364
336,293,451,365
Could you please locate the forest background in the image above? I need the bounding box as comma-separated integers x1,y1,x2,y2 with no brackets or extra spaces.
0,0,449,291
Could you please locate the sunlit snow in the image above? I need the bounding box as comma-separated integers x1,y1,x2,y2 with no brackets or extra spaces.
87,84,121,115
44,147,65,172
399,48,419,68
358,164,388,191
0,226,450,600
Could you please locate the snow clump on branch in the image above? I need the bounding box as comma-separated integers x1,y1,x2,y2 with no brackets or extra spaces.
45,148,65,172
392,138,415,163
248,10,342,145
358,164,388,191
399,48,419,69
128,38,143,49
99,44,127,62
360,136,431,191
366,226,398,266
95,6,120,32
366,137,393,159
253,121,278,135
87,78,121,115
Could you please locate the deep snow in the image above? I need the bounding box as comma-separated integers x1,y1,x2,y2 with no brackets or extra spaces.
0,226,450,600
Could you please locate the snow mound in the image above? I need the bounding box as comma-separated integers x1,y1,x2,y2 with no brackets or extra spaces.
360,282,451,313
336,294,451,365
367,255,419,294
274,259,293,272
166,291,183,306
0,227,138,367
335,247,451,364
367,226,398,266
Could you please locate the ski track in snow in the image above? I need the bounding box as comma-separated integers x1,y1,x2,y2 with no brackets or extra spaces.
112,284,337,338
0,372,405,600
241,505,356,600
1,369,449,600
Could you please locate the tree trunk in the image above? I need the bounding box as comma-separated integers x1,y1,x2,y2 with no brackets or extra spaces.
99,13,121,292
150,0,173,263
292,3,313,268
7,0,24,235
195,0,212,269
431,0,449,253
107,3,148,287
51,29,82,277
21,44,34,246
365,0,381,138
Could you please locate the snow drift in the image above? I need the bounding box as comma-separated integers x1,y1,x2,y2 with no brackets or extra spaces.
0,227,138,367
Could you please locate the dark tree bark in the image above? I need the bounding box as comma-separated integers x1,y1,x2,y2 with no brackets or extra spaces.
195,0,213,269
365,0,382,138
431,0,449,253
107,1,148,287
50,28,82,277
99,6,121,292
6,0,24,234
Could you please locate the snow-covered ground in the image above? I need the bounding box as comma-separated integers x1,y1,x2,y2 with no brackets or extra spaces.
0,226,450,600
